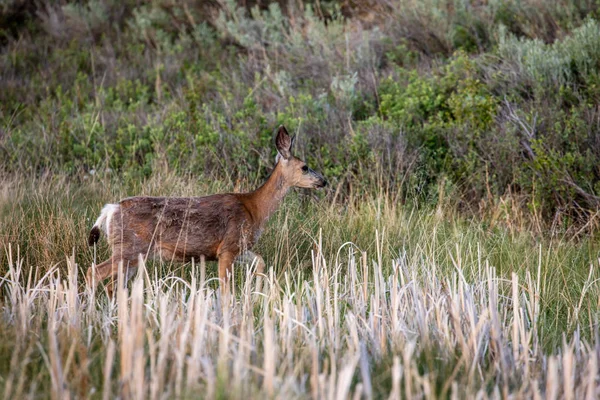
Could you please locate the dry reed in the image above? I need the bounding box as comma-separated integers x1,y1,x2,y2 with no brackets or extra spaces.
1,233,599,399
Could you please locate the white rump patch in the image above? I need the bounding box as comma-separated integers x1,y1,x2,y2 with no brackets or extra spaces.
93,203,119,236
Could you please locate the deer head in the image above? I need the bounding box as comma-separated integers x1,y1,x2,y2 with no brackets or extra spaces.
274,125,327,189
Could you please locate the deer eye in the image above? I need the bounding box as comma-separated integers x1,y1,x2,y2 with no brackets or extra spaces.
301,165,309,174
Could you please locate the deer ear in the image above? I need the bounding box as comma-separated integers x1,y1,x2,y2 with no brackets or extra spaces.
275,125,292,160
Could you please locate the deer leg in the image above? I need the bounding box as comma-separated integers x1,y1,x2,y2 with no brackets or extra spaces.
86,257,114,289
106,258,139,299
237,251,265,275
123,262,139,286
217,252,235,293
237,251,265,292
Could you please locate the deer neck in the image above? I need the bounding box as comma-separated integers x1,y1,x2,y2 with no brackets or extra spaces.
246,163,290,225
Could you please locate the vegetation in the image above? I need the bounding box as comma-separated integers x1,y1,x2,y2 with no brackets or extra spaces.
2,0,600,398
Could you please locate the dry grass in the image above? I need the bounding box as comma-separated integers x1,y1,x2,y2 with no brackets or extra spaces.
1,231,600,398
1,174,600,398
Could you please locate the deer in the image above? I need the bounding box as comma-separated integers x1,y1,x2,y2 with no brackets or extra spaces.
86,125,327,296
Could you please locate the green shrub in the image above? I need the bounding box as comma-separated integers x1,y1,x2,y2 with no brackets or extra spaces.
3,0,600,226
378,53,498,199
497,19,600,99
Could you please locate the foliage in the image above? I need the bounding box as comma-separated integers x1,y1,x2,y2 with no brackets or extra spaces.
2,0,600,223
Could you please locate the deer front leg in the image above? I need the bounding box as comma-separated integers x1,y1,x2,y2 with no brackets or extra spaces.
237,251,265,292
218,252,236,294
237,251,265,276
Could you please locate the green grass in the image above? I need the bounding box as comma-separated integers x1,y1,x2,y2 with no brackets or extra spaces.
1,172,599,397
0,176,600,397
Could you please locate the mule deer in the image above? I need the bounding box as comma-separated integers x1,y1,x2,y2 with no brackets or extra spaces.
86,125,327,295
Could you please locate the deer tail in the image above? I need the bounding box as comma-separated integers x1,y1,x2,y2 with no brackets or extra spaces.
88,203,119,246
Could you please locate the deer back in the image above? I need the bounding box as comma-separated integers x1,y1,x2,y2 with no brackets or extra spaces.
108,195,256,262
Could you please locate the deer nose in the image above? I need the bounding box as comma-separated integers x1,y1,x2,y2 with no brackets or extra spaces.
318,179,328,188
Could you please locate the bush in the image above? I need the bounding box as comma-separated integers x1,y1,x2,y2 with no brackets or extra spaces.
378,53,498,200
3,0,600,227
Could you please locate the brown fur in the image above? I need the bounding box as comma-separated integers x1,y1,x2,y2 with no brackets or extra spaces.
86,126,326,295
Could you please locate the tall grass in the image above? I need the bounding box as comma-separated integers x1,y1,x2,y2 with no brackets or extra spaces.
1,174,600,397
1,230,599,398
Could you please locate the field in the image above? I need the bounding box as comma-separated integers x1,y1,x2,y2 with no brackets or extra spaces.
2,1,600,398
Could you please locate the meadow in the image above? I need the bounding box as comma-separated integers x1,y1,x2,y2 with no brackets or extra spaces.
2,1,600,398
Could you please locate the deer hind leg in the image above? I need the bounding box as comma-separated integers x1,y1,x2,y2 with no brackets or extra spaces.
86,256,138,297
105,258,139,298
86,257,115,290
